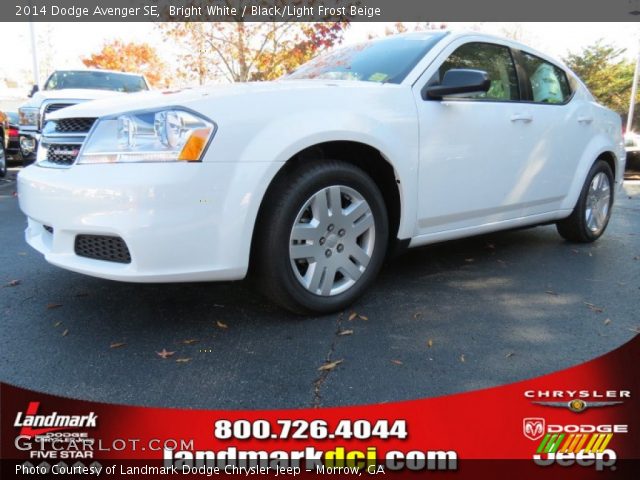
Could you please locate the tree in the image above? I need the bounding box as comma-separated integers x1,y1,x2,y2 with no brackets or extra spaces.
82,40,169,87
157,22,347,84
368,22,447,40
564,40,637,115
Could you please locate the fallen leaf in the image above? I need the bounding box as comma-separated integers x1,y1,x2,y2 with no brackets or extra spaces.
486,243,495,250
413,312,423,320
359,315,368,321
505,352,515,358
318,359,343,371
584,302,604,313
464,258,475,263
47,303,63,310
588,252,593,257
4,279,20,287
61,329,69,337
571,249,580,254
459,354,466,363
215,321,228,329
176,358,191,363
628,327,640,334
18,252,27,256
603,318,611,326
181,339,199,345
338,329,353,336
391,359,403,365
156,349,176,359
426,339,434,348
53,321,62,327
348,312,358,321
545,290,558,296
110,342,126,349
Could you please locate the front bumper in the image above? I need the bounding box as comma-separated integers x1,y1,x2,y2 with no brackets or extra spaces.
18,161,281,282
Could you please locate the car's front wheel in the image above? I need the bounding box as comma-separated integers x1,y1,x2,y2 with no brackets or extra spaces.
556,159,614,243
254,160,388,314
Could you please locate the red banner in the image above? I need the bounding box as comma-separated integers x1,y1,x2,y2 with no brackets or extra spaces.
2,336,639,478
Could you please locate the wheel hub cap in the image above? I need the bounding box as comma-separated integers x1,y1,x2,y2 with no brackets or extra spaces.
289,185,375,297
585,172,611,234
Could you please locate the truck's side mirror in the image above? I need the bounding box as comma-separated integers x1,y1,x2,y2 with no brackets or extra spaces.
424,69,491,100
28,84,39,98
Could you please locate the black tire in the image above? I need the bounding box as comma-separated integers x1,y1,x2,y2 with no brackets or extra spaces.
0,141,7,178
556,159,614,243
254,160,389,315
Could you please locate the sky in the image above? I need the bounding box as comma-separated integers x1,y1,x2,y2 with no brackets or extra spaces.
0,22,639,91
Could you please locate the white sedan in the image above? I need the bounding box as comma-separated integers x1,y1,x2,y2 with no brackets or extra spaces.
18,32,626,314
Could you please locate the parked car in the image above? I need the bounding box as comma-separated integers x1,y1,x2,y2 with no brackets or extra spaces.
624,131,640,154
0,110,20,176
18,32,626,314
18,69,149,165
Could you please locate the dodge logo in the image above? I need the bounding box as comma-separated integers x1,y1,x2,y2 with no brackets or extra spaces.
523,417,545,441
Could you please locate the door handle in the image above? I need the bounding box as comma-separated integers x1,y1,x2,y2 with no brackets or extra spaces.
510,114,533,123
578,116,593,124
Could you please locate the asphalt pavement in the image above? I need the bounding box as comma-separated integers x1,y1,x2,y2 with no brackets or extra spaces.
1,167,639,409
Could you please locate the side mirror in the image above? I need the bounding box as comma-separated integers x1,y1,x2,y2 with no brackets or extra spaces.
425,69,491,100
28,84,39,98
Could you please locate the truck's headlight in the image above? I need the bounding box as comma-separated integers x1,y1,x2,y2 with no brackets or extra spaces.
18,107,39,127
77,109,215,164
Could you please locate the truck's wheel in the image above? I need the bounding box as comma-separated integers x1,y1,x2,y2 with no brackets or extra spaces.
556,159,614,243
0,141,7,177
254,160,388,314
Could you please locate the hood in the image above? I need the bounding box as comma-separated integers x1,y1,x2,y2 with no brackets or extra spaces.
47,80,397,120
20,89,127,109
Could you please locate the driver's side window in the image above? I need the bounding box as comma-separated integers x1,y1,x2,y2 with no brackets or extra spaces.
436,42,520,101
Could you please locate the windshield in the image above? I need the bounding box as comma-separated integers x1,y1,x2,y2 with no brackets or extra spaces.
287,33,447,84
44,71,148,93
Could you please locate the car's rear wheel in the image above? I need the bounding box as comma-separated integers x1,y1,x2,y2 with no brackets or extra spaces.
0,141,7,178
254,160,388,314
556,159,614,243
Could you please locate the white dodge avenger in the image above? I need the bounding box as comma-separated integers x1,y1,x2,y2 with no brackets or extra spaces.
18,32,625,313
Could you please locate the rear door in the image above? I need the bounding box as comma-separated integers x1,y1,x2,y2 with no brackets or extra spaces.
512,50,594,213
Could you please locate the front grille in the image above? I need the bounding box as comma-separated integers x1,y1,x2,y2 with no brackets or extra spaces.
46,144,81,166
44,103,74,115
75,235,131,264
41,103,75,128
55,118,96,133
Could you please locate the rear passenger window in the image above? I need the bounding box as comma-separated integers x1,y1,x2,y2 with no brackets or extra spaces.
438,42,520,101
520,52,572,104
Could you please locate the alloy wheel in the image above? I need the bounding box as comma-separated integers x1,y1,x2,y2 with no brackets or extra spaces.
585,172,611,234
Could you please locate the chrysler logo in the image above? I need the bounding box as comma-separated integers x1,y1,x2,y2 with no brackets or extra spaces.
523,417,545,441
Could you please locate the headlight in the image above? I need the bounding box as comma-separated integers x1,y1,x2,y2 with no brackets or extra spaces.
77,109,215,164
19,107,39,127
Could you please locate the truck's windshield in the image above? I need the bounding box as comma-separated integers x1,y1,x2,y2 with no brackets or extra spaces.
44,71,148,93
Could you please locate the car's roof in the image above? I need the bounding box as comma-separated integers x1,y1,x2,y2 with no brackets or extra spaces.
391,30,570,71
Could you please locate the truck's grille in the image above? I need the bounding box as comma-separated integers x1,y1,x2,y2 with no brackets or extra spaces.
55,118,96,133
46,144,81,166
41,103,75,128
75,235,132,264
